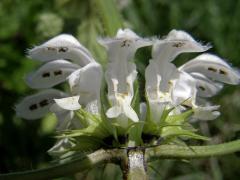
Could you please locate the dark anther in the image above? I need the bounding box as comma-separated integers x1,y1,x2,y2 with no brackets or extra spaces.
58,47,68,52
199,86,206,91
121,40,127,47
219,69,227,75
47,47,56,51
54,70,62,76
29,104,38,111
121,40,131,47
39,99,49,107
42,72,50,78
172,42,185,48
208,67,217,72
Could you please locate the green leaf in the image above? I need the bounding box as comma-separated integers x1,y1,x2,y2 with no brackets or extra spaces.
131,80,140,115
165,110,193,124
77,17,107,65
57,108,115,142
72,136,107,151
161,128,210,141
94,0,123,36
128,122,144,146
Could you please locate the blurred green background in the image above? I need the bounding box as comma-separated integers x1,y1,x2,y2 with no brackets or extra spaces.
0,0,240,179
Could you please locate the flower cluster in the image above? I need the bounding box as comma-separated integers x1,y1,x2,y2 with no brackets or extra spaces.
16,29,240,156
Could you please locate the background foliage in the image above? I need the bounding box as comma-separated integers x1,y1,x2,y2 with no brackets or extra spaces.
0,0,240,179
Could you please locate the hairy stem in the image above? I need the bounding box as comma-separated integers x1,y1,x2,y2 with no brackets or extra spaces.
0,149,125,180
146,140,240,161
1,140,240,180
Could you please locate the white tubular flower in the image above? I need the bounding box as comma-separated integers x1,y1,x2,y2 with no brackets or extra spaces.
15,89,66,120
26,59,80,89
171,71,221,121
50,96,82,130
177,53,240,121
192,105,220,121
99,29,152,123
145,30,209,122
179,53,240,85
151,30,210,62
54,96,81,111
67,62,102,114
28,34,95,66
171,71,197,106
18,33,103,132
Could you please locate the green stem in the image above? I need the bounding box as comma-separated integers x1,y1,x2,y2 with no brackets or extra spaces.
1,140,240,180
0,149,125,180
146,140,240,161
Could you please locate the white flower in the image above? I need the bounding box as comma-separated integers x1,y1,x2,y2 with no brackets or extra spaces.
171,71,221,121
15,89,66,120
99,29,152,123
26,59,80,89
67,62,102,114
16,29,240,137
17,34,102,127
145,30,209,123
50,96,82,130
28,34,95,66
178,53,240,120
179,53,240,85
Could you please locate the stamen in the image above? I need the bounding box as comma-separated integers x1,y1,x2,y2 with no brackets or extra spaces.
198,86,206,91
208,67,217,72
121,40,131,47
42,72,50,78
219,69,227,75
47,47,56,51
172,42,185,48
54,70,62,76
39,99,49,107
58,47,68,52
29,104,38,111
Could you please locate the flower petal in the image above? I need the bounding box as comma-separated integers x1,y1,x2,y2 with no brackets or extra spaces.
171,72,196,106
190,72,223,97
55,110,74,130
145,61,161,100
15,89,66,120
148,101,166,123
152,30,210,62
50,103,82,130
179,53,240,84
106,105,122,118
145,60,178,93
98,28,152,62
193,105,220,120
26,60,80,89
68,62,102,105
123,103,139,122
54,96,81,111
28,34,95,66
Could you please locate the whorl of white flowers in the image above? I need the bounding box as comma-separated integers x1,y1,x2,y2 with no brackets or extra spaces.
16,28,240,135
